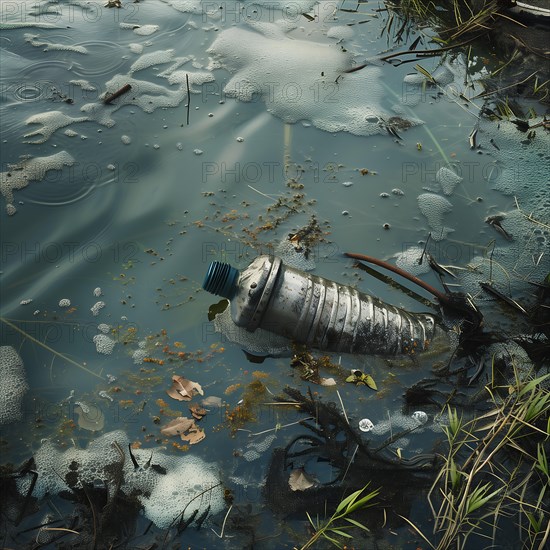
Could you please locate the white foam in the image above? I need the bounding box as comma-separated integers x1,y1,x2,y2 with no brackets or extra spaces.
417,193,454,241
24,33,88,54
327,25,354,40
395,246,431,276
17,431,224,528
0,346,29,425
24,111,88,143
1,151,75,214
436,166,462,196
129,49,175,73
207,23,421,136
93,334,116,355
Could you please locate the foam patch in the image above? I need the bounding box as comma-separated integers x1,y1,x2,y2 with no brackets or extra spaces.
16,431,225,528
0,151,75,214
417,193,454,241
0,346,29,425
207,23,422,136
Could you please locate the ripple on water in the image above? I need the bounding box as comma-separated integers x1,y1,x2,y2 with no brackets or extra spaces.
70,41,128,77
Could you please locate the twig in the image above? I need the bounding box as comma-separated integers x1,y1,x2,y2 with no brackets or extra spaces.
103,83,131,104
345,35,483,73
344,252,448,304
211,504,233,538
1,317,104,379
186,73,190,125
336,390,349,425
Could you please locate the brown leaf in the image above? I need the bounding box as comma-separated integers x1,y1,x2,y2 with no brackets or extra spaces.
166,375,204,401
181,426,206,445
189,403,207,420
288,468,315,491
160,416,195,436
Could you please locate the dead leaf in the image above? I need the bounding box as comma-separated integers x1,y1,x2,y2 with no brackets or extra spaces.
166,375,204,401
181,426,206,445
160,416,195,436
289,468,315,491
189,403,207,420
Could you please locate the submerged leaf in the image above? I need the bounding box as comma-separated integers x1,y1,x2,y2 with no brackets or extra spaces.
160,416,195,436
288,468,316,491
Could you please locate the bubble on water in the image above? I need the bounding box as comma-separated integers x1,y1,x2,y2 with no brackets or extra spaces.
132,348,147,364
91,301,105,316
129,43,143,54
93,287,102,297
93,334,116,355
97,323,110,334
391,188,404,196
58,298,71,307
24,111,88,144
64,129,78,137
243,449,261,462
176,142,183,150
121,135,131,145
403,73,425,86
193,149,203,155
20,299,33,305
417,193,453,241
432,65,454,86
1,151,75,214
213,301,291,357
130,49,175,73
0,347,29,425
69,79,96,92
275,239,316,271
327,25,354,40
207,22,422,137
120,23,159,36
436,166,462,196
341,181,353,187
15,430,224,528
24,33,88,53
395,246,431,276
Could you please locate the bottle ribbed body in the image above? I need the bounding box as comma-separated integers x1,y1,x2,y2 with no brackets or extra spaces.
207,255,439,355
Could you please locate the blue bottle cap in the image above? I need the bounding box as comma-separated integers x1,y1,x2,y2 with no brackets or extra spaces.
202,261,240,300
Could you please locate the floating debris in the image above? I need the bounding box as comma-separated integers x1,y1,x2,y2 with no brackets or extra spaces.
58,298,71,308
359,418,375,432
166,375,204,401
411,411,428,424
288,468,316,491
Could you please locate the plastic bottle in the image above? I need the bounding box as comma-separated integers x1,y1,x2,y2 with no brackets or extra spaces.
203,255,445,355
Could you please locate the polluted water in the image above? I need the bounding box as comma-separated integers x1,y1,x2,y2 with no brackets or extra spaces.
0,1,548,549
